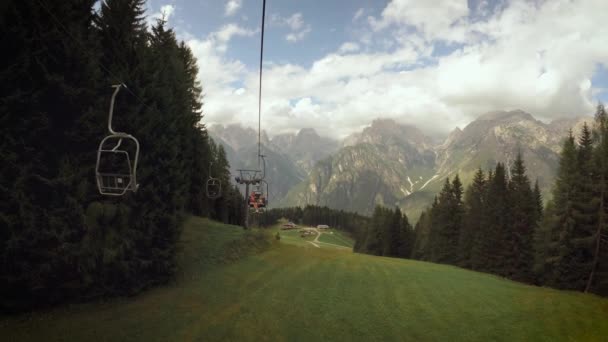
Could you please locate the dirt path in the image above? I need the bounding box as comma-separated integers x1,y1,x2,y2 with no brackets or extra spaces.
306,228,351,249
305,228,321,247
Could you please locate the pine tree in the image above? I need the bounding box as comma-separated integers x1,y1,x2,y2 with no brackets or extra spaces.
412,210,432,260
587,104,608,294
383,207,403,257
462,168,486,269
548,131,585,289
0,0,103,309
533,181,543,224
507,151,536,281
427,177,462,264
397,212,415,258
484,163,510,275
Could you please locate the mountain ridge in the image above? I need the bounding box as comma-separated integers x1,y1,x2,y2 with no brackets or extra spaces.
281,110,594,219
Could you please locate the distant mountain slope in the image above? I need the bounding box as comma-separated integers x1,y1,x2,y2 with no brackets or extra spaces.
282,119,436,215
271,128,338,173
282,112,593,219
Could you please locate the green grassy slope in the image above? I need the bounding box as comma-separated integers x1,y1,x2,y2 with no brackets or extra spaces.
1,217,607,341
317,229,354,248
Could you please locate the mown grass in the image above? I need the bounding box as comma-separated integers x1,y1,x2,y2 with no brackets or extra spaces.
317,229,354,248
1,217,607,341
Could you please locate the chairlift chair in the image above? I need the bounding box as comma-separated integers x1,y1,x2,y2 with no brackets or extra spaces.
206,162,222,199
96,84,140,196
248,181,268,212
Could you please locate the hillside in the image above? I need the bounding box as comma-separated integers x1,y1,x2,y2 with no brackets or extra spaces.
2,217,607,341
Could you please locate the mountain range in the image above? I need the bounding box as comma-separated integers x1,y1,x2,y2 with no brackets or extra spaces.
210,110,592,220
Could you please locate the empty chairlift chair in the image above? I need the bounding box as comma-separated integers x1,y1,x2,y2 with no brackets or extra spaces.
96,84,140,196
206,163,222,199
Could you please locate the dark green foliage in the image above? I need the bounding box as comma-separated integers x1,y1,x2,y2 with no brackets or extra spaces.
534,106,608,295
544,130,594,290
507,152,536,281
588,104,608,294
351,205,414,258
461,168,486,270
426,176,463,264
412,160,541,284
0,1,240,311
412,209,432,260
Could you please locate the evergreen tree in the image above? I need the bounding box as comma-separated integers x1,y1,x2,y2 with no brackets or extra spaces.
547,131,585,289
587,104,608,294
0,1,237,309
461,168,486,269
484,163,510,275
507,151,536,281
397,212,415,258
412,210,432,260
0,0,103,310
428,177,462,264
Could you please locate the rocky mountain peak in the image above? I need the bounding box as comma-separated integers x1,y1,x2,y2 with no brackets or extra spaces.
476,110,536,123
209,124,270,151
297,128,319,138
356,118,433,149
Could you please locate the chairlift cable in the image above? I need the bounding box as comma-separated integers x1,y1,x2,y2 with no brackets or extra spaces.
257,0,266,168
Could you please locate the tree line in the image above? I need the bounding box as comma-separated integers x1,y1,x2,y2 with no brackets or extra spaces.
1,0,243,311
354,105,608,296
260,205,370,235
354,206,415,258
411,158,542,282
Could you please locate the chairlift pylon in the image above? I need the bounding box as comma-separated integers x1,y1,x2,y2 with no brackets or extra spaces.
95,84,140,196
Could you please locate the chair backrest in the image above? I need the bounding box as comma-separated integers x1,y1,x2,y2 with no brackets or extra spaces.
96,133,139,196
206,178,222,199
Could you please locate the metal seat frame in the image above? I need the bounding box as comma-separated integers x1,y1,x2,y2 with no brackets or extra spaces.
206,162,222,199
96,84,140,196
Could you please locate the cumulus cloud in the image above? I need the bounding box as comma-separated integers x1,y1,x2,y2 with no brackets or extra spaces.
211,23,257,52
271,12,312,43
190,0,608,139
369,0,469,42
225,0,242,17
338,42,360,54
353,8,365,22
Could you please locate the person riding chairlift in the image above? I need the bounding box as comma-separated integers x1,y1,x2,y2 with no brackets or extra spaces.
249,192,258,210
249,191,266,213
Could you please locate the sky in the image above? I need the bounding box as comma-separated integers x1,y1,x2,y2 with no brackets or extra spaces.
145,0,608,139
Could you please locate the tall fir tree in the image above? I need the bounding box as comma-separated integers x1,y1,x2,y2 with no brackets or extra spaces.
484,163,510,275
547,131,586,289
507,151,537,281
461,168,487,269
587,104,608,294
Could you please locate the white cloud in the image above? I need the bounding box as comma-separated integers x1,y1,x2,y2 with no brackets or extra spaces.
369,0,469,42
271,12,312,43
285,26,311,43
225,0,242,17
338,42,360,54
211,23,257,52
285,13,304,30
353,8,365,22
189,0,608,139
